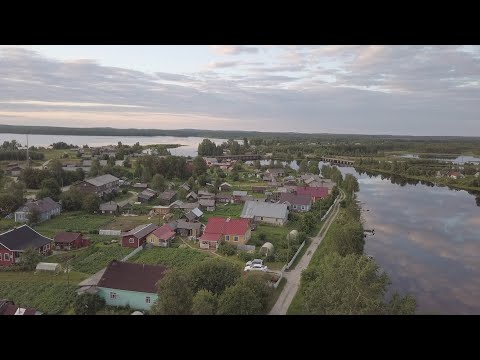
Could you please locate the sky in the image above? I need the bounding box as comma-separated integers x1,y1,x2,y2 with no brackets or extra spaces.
0,45,479,136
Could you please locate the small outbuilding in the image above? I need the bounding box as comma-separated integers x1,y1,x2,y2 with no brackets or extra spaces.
259,242,274,256
35,262,62,273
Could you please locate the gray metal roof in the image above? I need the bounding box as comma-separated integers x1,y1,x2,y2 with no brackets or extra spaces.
241,201,288,220
122,223,158,238
99,201,118,211
233,190,248,196
86,174,120,187
16,197,61,214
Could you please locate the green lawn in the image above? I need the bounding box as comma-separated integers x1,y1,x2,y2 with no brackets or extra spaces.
0,218,16,233
34,212,115,238
47,244,133,274
201,203,243,222
0,271,88,315
287,290,304,315
128,247,212,269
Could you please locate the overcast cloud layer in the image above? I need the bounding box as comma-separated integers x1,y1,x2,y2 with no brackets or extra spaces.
0,45,479,135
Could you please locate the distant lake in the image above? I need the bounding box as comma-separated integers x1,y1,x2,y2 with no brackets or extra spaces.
0,133,228,158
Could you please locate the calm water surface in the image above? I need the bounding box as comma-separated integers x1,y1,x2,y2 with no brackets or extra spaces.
0,133,228,157
339,165,480,314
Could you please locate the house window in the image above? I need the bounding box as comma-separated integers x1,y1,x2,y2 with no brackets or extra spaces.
110,292,117,299
146,296,151,304
234,236,239,242
293,205,297,209
301,206,306,210
261,217,264,220
3,253,9,261
225,235,230,241
46,244,50,250
150,238,154,243
129,238,135,244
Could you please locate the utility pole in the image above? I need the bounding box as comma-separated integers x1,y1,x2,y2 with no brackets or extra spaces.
26,134,30,168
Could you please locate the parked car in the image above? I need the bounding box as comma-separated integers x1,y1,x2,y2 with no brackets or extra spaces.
246,259,263,267
244,264,268,272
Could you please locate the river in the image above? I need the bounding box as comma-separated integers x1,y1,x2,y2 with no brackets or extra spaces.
337,165,480,314
0,133,229,158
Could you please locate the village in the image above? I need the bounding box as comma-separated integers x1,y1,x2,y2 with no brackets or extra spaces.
0,142,339,315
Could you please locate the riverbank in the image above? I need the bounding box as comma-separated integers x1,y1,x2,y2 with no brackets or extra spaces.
355,166,480,194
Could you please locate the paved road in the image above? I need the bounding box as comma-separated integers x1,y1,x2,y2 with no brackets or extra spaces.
269,190,345,315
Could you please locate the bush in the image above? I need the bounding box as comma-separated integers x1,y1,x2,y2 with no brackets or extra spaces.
238,251,255,262
217,243,236,256
258,233,267,242
122,188,128,194
89,229,98,234
74,293,106,315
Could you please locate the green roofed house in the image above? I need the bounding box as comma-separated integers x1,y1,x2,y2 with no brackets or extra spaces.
96,260,168,311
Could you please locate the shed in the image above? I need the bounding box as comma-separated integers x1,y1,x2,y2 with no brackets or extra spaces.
35,262,62,273
131,311,144,315
259,242,274,256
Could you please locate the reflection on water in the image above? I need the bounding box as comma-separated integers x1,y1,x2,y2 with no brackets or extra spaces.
396,153,480,165
338,165,480,314
0,133,228,158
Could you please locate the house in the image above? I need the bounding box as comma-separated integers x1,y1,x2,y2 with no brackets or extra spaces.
295,186,329,202
99,201,119,215
186,191,198,202
199,217,251,250
283,176,297,186
6,163,24,176
99,160,108,167
14,197,61,224
0,300,42,315
232,190,248,203
146,224,176,248
203,157,218,167
83,160,93,167
198,198,216,212
158,190,177,206
278,193,312,212
215,192,232,203
115,160,125,167
179,202,199,211
133,183,148,190
138,188,157,203
184,207,204,222
218,182,232,191
266,168,285,177
121,223,158,248
0,225,53,267
241,201,289,226
263,175,274,182
475,172,480,178
118,201,133,215
54,232,90,251
151,206,170,216
447,171,464,179
96,260,168,311
175,220,202,238
252,186,267,194
179,183,191,192
73,174,120,197
198,190,215,199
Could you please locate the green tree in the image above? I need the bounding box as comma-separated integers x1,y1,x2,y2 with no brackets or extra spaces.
74,293,106,315
134,161,142,179
385,293,417,315
193,156,208,177
60,187,83,211
151,174,166,192
152,269,193,315
300,212,316,234
192,290,218,315
190,258,241,295
329,222,365,256
19,247,42,271
37,178,61,201
28,207,41,225
89,159,101,177
141,167,152,183
299,159,309,173
238,272,273,312
308,161,320,175
302,253,393,315
82,193,100,213
217,242,236,256
217,282,263,315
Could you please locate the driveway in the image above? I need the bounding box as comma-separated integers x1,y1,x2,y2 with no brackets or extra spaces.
269,190,345,315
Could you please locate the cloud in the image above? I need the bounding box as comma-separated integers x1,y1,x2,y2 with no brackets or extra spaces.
210,45,259,55
207,61,241,69
0,45,479,135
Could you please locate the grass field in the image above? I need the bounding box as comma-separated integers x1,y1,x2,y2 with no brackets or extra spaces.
47,244,133,274
0,219,16,233
128,247,212,269
0,271,88,315
34,212,115,238
201,203,243,222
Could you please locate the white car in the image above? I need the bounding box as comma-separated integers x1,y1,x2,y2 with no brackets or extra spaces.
244,264,268,272
246,259,263,267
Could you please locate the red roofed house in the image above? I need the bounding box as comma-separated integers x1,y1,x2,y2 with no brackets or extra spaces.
447,171,464,180
121,223,158,248
295,186,329,202
145,224,176,248
53,232,91,251
199,217,251,250
0,299,42,315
